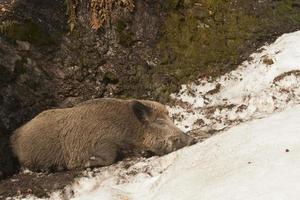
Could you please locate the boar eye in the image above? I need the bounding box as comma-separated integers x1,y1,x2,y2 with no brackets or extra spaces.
156,118,166,125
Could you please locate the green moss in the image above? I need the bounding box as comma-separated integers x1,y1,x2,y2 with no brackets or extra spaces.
272,0,300,24
156,0,300,86
116,19,134,47
0,20,54,46
103,72,119,84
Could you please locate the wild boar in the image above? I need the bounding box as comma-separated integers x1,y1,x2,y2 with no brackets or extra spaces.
10,98,195,171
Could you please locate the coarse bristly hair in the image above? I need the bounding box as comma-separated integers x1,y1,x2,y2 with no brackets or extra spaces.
10,98,195,172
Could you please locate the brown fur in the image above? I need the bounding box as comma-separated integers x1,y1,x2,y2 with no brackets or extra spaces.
10,98,195,171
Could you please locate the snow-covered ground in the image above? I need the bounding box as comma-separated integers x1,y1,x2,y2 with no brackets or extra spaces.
137,105,300,200
14,30,300,200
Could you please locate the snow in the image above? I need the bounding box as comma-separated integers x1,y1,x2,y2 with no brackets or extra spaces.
11,30,300,200
146,106,300,200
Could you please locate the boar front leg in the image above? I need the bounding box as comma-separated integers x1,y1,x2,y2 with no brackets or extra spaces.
85,142,119,168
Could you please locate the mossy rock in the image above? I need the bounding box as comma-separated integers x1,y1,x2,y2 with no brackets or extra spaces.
0,20,54,46
103,72,119,84
157,0,300,85
116,19,134,47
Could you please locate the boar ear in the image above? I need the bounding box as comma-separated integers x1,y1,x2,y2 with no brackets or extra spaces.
131,101,152,123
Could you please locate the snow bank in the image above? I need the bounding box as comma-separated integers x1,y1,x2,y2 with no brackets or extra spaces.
145,105,300,200
13,30,300,200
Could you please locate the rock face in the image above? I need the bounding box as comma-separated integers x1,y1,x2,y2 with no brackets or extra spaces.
0,0,300,178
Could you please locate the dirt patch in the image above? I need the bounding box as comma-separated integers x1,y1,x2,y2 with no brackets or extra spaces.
273,70,300,84
205,83,222,96
262,56,274,65
187,128,217,143
0,170,80,199
0,156,156,199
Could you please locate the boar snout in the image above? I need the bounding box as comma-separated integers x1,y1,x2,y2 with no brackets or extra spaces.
187,137,196,146
178,131,196,146
168,133,196,152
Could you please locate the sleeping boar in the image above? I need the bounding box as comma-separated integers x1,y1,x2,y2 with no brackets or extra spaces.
10,98,195,171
